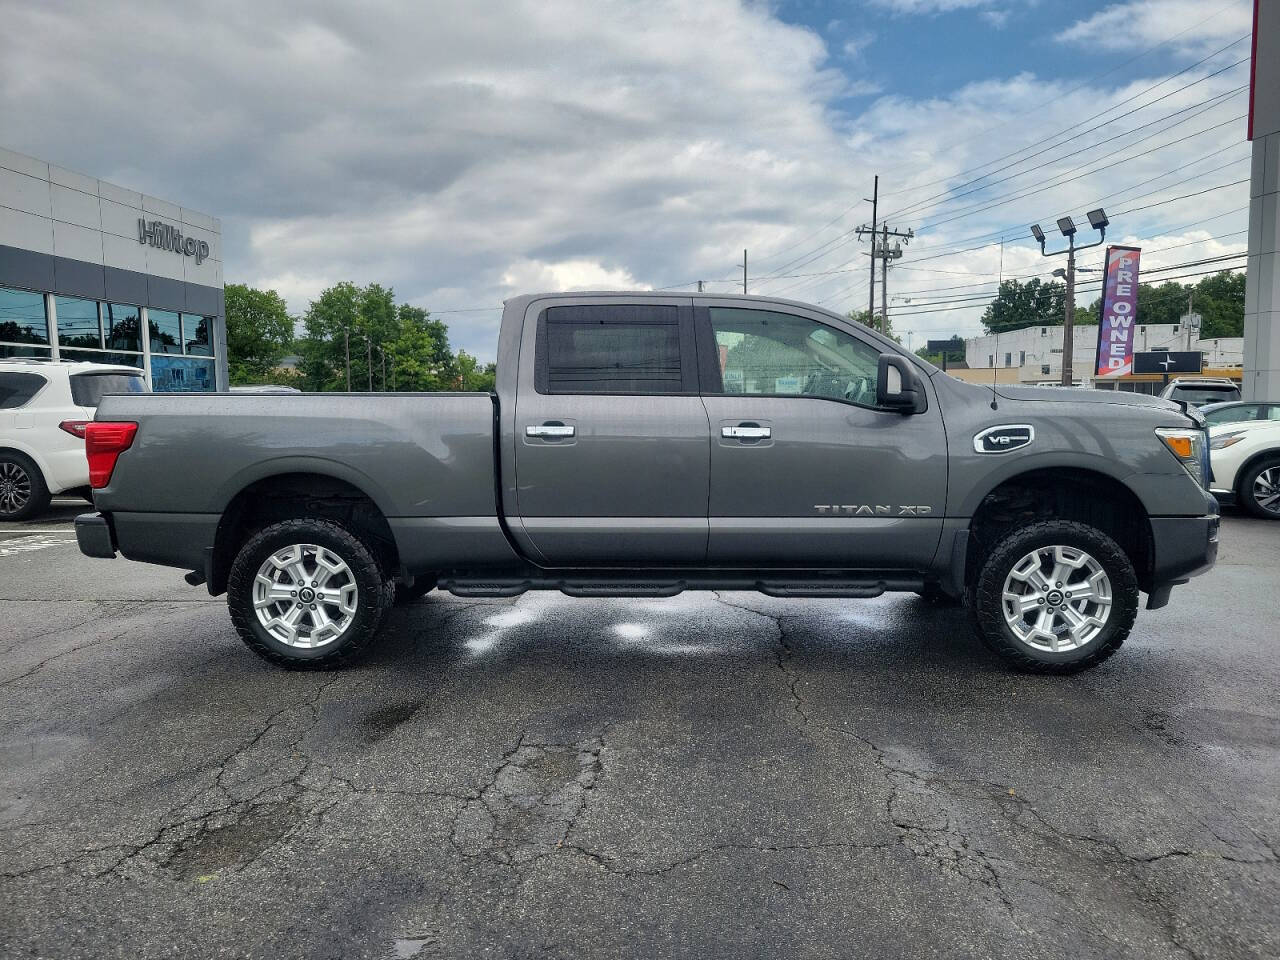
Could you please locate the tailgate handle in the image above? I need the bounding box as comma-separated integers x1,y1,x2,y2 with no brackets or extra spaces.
722,425,770,439
526,423,576,438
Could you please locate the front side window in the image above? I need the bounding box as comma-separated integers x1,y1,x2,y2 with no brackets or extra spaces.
0,372,47,408
0,286,50,355
537,304,687,394
707,307,882,408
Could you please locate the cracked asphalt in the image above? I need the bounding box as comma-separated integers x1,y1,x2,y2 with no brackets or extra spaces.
1,505,1278,959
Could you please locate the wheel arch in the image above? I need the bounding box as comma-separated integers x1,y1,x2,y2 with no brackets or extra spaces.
209,471,399,596
965,467,1155,592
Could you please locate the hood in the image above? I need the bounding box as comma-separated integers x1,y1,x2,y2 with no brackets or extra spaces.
994,384,1180,410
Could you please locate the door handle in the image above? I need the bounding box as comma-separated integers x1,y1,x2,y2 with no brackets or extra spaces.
722,425,771,439
526,423,576,438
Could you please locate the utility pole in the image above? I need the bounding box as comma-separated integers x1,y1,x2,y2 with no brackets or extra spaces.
856,222,911,334
366,335,373,392
739,249,748,294
867,176,877,322
1062,247,1076,387
343,329,351,392
697,280,704,292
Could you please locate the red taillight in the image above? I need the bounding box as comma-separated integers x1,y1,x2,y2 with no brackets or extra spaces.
85,421,138,489
59,419,91,439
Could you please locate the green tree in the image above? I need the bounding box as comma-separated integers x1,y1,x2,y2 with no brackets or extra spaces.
299,281,361,391
981,278,1067,333
1080,271,1245,338
454,350,497,392
847,307,900,343
224,283,295,384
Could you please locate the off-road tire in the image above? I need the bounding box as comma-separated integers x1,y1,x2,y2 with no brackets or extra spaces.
970,520,1138,674
1239,456,1280,520
0,451,50,522
227,518,390,669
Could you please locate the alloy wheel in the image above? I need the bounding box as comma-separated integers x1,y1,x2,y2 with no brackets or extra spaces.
1000,545,1113,653
1253,467,1280,515
253,543,359,648
0,461,32,517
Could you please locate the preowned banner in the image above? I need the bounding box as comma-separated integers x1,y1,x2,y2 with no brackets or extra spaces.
1094,245,1142,377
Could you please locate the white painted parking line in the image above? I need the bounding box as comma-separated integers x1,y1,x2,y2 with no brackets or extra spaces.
0,535,77,557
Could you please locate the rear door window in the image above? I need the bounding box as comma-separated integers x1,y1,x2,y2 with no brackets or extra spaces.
0,372,47,408
69,371,148,407
535,304,695,394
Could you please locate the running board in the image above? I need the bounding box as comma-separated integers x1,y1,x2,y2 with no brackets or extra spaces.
438,573,923,599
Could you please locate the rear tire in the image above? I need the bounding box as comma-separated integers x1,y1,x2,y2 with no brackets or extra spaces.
1239,457,1280,520
227,518,391,669
0,452,50,522
970,520,1137,674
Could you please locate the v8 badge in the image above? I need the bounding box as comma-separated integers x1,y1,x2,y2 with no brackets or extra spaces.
973,424,1034,454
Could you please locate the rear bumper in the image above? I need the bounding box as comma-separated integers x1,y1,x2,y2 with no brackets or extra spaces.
75,512,117,559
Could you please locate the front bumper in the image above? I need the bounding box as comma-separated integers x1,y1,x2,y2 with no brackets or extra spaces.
1144,511,1219,608
75,512,117,559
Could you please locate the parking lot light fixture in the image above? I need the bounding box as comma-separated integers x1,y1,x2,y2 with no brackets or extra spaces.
1057,216,1076,238
1087,208,1109,230
1030,224,1045,250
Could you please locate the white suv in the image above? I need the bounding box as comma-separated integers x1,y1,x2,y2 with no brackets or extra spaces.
0,359,149,521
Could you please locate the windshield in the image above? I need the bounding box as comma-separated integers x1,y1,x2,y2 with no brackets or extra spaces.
1169,386,1239,406
70,371,148,407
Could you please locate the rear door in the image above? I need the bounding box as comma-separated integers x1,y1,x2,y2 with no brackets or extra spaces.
512,298,710,564
696,301,947,568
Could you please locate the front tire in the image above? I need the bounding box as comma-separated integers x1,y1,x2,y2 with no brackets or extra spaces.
227,518,390,669
1239,457,1280,520
0,452,50,522
970,520,1138,674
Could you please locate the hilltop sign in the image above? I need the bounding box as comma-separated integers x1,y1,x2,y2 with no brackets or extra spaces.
137,218,210,265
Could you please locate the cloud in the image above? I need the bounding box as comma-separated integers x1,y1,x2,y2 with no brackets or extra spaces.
1056,0,1253,54
863,0,1001,12
0,0,1251,354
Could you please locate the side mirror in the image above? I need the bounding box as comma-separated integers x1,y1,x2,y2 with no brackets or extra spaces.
876,354,925,413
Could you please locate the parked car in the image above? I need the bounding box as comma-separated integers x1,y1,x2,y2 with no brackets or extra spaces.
1,359,148,521
228,385,302,394
1198,400,1280,427
1159,377,1241,407
75,292,1219,674
1208,419,1280,519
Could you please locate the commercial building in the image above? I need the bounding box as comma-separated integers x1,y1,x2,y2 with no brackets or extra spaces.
0,146,226,391
955,319,1243,392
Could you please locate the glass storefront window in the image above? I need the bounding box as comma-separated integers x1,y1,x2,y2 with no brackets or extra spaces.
151,355,214,392
149,309,182,355
58,348,143,368
55,296,102,349
183,314,212,356
0,286,50,347
103,303,141,352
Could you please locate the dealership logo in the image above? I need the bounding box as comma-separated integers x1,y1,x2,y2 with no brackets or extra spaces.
137,218,210,264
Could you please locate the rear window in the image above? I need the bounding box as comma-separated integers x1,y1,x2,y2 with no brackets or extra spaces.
536,304,692,394
1170,385,1240,405
70,371,148,407
0,372,47,408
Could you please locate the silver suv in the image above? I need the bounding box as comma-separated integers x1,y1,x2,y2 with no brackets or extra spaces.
1159,377,1241,407
0,359,148,520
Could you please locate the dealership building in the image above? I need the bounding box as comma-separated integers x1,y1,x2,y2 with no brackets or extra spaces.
0,146,226,391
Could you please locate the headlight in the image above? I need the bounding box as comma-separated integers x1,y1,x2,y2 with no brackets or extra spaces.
1156,427,1209,488
1210,431,1246,450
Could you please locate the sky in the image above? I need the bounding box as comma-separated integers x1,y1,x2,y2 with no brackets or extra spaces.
0,0,1255,359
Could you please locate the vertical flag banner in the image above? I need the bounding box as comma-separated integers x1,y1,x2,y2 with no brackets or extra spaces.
1094,246,1142,377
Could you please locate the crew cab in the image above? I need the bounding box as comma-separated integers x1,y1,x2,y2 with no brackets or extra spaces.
75,293,1219,673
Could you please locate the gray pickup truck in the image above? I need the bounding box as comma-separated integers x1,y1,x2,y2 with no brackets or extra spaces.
76,292,1219,673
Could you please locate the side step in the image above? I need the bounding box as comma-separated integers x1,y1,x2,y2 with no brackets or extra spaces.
437,573,923,599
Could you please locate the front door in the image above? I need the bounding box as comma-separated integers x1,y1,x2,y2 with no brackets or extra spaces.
513,299,710,565
697,302,947,568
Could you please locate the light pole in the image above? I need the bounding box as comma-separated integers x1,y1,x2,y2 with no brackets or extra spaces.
1031,208,1108,387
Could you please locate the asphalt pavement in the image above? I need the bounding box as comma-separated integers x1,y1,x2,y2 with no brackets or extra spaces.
1,507,1277,959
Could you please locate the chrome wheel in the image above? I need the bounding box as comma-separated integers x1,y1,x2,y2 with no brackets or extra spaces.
1253,467,1280,515
253,543,359,648
1001,545,1113,653
0,461,32,517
